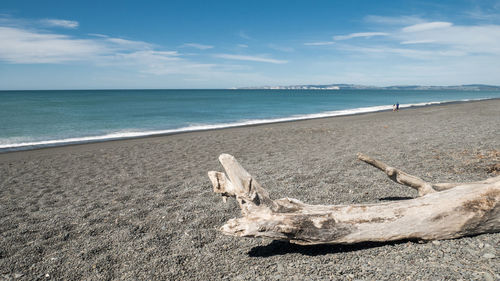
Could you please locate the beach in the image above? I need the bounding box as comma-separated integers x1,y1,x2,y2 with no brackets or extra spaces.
1,99,499,280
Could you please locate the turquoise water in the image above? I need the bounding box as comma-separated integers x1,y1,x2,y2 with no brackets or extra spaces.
1,89,499,151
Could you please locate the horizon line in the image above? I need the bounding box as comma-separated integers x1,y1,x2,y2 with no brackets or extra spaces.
1,83,500,92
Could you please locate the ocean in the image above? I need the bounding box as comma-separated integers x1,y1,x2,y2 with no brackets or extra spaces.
1,89,499,152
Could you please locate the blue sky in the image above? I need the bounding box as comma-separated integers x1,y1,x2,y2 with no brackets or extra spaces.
1,0,500,89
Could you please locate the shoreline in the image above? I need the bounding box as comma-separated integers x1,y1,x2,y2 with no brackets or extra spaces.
1,97,498,154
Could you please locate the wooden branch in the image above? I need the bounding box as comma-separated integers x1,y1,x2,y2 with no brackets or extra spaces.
357,153,500,193
357,153,436,196
208,154,500,245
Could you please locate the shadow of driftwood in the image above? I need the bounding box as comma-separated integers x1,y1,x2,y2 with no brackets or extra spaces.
248,240,409,257
378,196,414,201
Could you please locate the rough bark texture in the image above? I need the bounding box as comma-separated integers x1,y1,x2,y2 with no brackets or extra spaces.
208,154,500,245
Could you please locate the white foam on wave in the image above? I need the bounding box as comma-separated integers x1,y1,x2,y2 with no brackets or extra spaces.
0,98,492,151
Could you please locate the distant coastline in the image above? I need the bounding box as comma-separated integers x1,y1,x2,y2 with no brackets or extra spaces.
237,84,500,91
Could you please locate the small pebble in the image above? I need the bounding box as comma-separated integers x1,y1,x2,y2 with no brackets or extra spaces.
465,248,477,256
276,264,284,273
432,240,441,245
483,272,494,281
482,253,495,259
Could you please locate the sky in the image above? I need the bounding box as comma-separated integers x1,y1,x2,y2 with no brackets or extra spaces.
1,0,500,89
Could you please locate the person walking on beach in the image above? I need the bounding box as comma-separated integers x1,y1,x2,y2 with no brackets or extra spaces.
393,104,396,111
396,103,399,111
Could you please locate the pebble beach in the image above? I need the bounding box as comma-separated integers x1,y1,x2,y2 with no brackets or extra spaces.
1,99,499,280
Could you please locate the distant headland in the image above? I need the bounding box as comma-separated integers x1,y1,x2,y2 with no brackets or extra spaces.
237,84,500,91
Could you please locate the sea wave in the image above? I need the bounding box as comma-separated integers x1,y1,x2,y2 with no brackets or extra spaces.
0,98,491,152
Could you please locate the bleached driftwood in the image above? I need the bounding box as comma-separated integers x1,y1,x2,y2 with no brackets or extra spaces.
208,153,500,245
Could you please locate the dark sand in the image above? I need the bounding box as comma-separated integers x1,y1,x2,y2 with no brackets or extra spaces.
1,100,499,280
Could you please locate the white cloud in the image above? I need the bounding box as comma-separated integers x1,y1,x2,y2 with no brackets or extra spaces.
304,41,335,46
334,32,389,40
339,45,467,60
109,50,181,63
0,26,105,63
465,8,500,21
88,33,108,38
0,26,210,74
0,26,169,64
400,39,435,44
402,22,452,32
182,43,214,50
215,54,287,64
106,37,153,50
331,18,500,60
41,19,79,29
396,24,500,54
237,44,248,48
107,51,218,76
364,15,423,25
0,24,255,81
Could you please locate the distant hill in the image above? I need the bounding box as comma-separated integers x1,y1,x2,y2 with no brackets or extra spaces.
238,84,500,91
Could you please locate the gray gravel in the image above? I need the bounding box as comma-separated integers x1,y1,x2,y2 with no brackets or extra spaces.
0,99,499,280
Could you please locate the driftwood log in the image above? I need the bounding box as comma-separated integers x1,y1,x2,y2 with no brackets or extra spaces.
208,153,500,245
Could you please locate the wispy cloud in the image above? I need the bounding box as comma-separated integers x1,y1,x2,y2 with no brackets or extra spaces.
237,44,248,48
304,41,335,46
0,25,218,77
0,26,175,64
88,33,108,38
334,32,389,40
182,43,214,50
238,31,251,39
402,22,452,32
268,43,294,52
338,44,467,59
109,50,180,62
0,26,105,63
397,24,500,54
465,7,500,21
364,15,423,25
333,20,500,61
104,50,182,72
215,54,287,64
106,51,218,76
0,22,265,82
41,19,79,29
400,39,435,45
106,37,153,49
